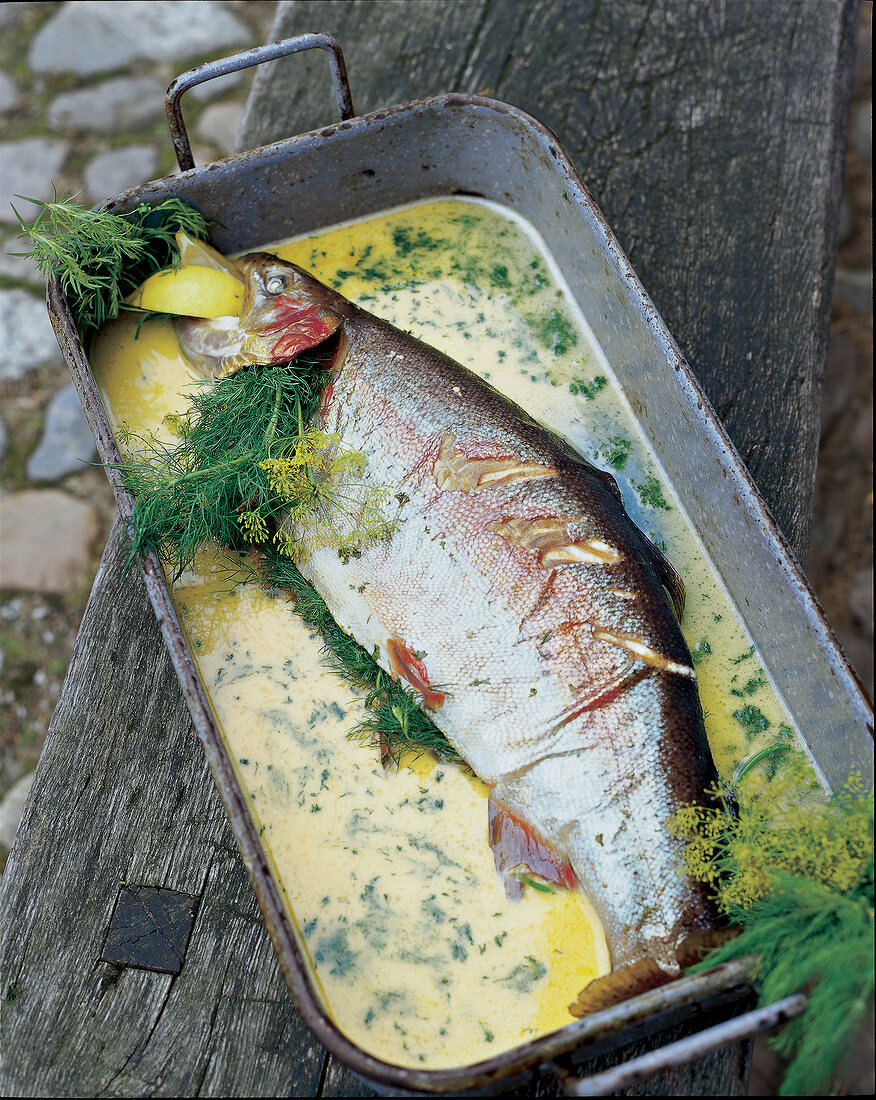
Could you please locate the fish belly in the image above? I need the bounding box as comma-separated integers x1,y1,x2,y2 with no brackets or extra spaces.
294,313,715,973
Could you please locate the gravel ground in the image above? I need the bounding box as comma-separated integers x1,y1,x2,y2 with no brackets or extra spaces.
0,2,871,1095
0,0,277,835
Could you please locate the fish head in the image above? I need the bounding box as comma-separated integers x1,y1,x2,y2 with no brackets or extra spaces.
176,253,352,379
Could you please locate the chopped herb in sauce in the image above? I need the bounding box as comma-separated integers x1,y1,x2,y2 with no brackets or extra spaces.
733,705,771,740
691,640,712,666
602,435,633,470
635,475,671,511
569,374,607,399
497,955,547,993
731,671,767,698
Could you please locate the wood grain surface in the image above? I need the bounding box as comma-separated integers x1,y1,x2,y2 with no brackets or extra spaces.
0,1,858,1095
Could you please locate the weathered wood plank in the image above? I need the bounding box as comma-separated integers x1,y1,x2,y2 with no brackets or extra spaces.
0,520,324,1098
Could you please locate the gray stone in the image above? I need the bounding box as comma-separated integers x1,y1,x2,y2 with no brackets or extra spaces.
0,289,61,380
27,385,97,482
84,144,159,203
48,77,165,135
848,569,874,637
0,489,98,594
0,772,34,851
833,268,873,315
0,416,7,462
851,101,871,162
0,71,19,112
0,4,36,30
820,328,859,438
0,231,44,285
30,1,251,76
195,100,245,155
0,598,22,622
837,192,855,248
0,139,69,226
190,70,244,103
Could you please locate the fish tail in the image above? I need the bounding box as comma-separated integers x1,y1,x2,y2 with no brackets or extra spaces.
568,958,674,1017
568,928,739,1017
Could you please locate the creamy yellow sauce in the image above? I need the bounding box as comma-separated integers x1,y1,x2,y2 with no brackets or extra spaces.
91,197,803,1069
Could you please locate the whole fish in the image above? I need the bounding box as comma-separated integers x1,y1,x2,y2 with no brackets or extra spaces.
178,253,719,1007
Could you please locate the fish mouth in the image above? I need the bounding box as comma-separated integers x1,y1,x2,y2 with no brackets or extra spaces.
175,253,352,381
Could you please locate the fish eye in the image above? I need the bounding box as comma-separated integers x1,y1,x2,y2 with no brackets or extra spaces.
265,275,286,294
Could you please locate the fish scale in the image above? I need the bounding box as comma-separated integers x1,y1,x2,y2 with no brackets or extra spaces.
178,253,718,991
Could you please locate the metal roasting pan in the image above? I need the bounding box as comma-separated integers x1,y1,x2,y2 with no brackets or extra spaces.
45,36,873,1097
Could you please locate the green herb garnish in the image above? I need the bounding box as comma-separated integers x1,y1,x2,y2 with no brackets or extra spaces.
634,474,671,510
13,191,210,335
691,639,712,665
116,356,395,576
672,765,873,1096
601,434,633,470
569,374,607,399
732,704,770,740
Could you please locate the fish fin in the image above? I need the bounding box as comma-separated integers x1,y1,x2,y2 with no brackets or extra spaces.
676,926,741,968
386,637,446,708
568,958,673,1017
434,434,556,493
646,538,686,620
488,794,577,898
550,664,648,730
488,516,623,566
592,629,695,678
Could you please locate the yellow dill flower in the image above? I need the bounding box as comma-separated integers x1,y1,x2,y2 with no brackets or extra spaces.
238,509,269,543
273,526,306,561
262,427,397,562
260,456,309,501
161,412,190,439
670,765,873,914
261,428,367,503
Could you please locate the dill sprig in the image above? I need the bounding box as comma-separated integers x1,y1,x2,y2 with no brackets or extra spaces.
118,357,318,574
116,343,397,578
266,429,396,561
264,550,460,765
671,768,874,1095
12,191,210,334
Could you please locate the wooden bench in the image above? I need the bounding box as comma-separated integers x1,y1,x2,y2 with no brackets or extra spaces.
0,1,860,1094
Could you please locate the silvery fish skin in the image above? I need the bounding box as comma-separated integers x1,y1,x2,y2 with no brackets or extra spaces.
179,254,717,979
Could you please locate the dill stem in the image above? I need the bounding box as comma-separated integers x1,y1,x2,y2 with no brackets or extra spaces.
170,450,254,486
262,379,285,450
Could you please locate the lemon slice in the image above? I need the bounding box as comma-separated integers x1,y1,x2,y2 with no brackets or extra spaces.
175,230,244,281
128,265,244,319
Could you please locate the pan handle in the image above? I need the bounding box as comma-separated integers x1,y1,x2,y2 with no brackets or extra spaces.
165,34,355,172
553,993,807,1096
